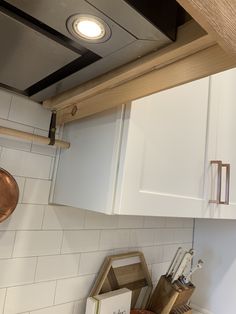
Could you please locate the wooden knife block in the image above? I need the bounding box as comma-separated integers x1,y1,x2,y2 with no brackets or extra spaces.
147,276,195,314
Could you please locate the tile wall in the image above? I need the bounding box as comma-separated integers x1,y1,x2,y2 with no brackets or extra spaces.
0,89,193,314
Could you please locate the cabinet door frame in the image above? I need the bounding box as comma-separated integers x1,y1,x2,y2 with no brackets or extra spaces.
114,78,210,217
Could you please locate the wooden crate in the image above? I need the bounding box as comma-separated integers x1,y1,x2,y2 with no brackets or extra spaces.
89,252,153,309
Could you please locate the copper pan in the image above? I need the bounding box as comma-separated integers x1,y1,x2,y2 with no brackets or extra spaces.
0,168,19,222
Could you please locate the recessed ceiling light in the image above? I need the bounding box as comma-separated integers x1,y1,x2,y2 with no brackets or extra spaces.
67,14,111,43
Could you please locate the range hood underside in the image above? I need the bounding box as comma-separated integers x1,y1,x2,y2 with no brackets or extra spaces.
0,0,180,102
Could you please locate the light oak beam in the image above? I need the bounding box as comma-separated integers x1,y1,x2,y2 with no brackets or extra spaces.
43,21,211,111
177,0,236,55
57,44,236,125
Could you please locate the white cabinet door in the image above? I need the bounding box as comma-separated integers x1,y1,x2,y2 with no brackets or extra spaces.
205,68,236,219
115,78,210,217
51,106,124,214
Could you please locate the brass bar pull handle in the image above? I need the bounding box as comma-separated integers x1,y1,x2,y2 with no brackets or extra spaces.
210,160,222,204
220,164,230,205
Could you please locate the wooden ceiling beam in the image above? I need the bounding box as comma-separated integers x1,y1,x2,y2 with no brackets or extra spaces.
177,0,236,55
43,21,210,111
57,44,236,125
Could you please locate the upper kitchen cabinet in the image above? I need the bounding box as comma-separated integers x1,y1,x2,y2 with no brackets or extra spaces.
204,68,236,219
51,77,210,217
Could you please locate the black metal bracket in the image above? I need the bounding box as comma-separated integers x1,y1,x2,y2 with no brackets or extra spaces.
48,111,57,146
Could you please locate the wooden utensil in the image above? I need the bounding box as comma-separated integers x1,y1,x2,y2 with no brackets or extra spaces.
0,168,19,222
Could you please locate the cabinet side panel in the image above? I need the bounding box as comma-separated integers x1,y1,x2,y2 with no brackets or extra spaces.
51,107,123,213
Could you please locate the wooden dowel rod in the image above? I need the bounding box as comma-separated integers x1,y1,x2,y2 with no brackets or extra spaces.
0,126,70,149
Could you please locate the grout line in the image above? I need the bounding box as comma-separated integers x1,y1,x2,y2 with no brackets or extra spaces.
33,257,39,283
27,300,77,314
0,241,192,260
6,95,13,120
2,288,7,314
21,177,27,204
40,206,47,230
72,301,76,314
0,225,194,231
49,157,56,180
59,231,64,254
10,231,17,258
76,253,81,275
53,280,58,305
97,230,102,250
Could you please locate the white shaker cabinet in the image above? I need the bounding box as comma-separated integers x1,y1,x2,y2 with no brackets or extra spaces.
204,68,236,219
51,77,210,217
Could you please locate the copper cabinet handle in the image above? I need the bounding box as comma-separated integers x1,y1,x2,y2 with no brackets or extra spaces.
220,163,230,205
209,160,222,204
209,161,230,205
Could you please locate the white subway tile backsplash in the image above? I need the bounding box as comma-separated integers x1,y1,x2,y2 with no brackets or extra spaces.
141,246,163,265
163,244,180,262
61,230,100,254
79,251,109,275
0,231,15,258
0,257,36,288
130,229,156,247
155,229,174,245
84,211,118,229
183,218,194,228
0,204,44,231
99,229,130,250
165,218,184,228
9,95,51,130
0,289,6,314
31,302,75,314
173,229,193,244
118,215,144,229
23,179,51,204
73,300,86,314
143,217,166,228
42,206,85,230
4,281,56,314
35,254,80,282
14,176,25,203
0,89,11,119
55,275,95,304
0,148,52,179
13,231,63,257
0,118,33,151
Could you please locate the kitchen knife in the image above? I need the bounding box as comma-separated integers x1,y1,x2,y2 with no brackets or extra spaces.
171,249,194,283
182,259,204,284
166,247,183,278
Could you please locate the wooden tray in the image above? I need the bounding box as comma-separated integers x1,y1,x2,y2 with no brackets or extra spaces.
89,251,153,309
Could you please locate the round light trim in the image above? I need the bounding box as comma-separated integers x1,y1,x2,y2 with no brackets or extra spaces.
67,14,111,43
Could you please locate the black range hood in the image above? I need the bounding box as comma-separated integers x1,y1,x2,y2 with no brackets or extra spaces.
0,0,179,102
